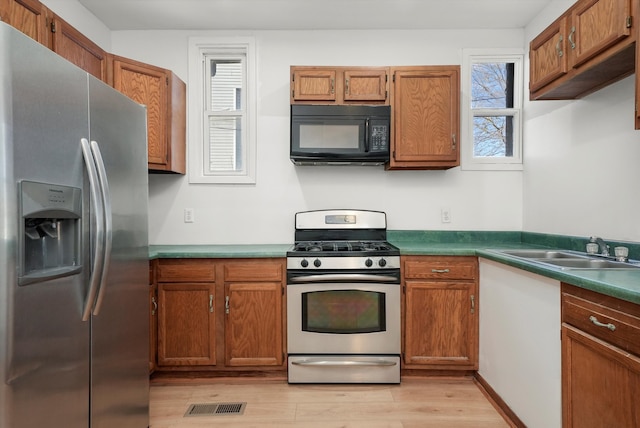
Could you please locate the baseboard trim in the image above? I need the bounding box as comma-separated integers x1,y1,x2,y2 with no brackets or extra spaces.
474,373,526,428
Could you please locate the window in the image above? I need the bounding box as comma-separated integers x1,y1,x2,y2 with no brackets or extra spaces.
461,49,523,170
188,37,256,183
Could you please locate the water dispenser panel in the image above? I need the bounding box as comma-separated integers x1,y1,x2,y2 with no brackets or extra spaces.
19,181,82,285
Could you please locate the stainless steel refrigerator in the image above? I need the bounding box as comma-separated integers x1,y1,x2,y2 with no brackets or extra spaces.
0,22,150,428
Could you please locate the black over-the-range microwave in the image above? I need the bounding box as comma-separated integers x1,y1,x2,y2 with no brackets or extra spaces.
290,104,391,165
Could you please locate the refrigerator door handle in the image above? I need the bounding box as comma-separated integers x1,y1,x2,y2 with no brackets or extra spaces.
80,138,105,321
90,140,112,316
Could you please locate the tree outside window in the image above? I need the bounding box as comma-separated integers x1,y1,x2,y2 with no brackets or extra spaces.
461,50,523,170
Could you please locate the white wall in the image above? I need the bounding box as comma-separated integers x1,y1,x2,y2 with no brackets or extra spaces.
48,0,640,246
523,0,640,242
107,29,524,244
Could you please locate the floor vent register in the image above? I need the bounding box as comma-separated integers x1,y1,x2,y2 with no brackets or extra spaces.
184,402,247,417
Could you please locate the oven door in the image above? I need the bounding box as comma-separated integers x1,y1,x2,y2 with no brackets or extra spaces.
286,282,400,355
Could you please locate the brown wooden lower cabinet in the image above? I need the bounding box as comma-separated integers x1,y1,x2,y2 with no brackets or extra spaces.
402,256,478,371
158,282,217,366
561,283,640,427
225,281,283,367
154,258,285,372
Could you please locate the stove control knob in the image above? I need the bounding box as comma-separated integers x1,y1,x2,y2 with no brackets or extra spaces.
365,258,373,267
378,258,387,267
300,259,309,268
314,259,322,268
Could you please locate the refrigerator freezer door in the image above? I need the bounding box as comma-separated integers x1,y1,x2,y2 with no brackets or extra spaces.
88,77,149,428
0,22,91,428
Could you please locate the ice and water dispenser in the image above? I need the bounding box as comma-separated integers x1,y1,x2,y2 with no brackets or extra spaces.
18,181,82,285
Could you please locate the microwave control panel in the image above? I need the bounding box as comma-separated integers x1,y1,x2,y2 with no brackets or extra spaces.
370,124,389,152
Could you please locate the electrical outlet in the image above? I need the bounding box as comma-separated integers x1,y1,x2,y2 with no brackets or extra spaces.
184,208,195,223
441,207,451,223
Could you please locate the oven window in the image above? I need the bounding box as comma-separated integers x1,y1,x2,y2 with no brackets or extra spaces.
302,289,386,334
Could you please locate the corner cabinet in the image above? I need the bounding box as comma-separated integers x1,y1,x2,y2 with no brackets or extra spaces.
561,283,640,427
112,55,186,174
387,66,460,170
530,0,636,100
402,256,478,371
290,66,389,104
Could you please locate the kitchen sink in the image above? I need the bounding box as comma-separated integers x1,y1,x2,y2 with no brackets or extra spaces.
538,258,640,270
496,249,585,259
488,248,640,270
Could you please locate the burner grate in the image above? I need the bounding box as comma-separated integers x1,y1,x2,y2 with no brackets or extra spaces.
294,240,393,253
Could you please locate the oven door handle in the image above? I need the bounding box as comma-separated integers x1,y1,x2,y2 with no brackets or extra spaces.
291,359,398,367
289,273,399,283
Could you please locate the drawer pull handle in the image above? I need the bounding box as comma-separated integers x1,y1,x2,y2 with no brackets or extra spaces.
209,294,214,313
431,269,450,273
589,315,616,331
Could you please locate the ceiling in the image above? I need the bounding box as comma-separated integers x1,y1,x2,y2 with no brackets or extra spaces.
76,0,554,31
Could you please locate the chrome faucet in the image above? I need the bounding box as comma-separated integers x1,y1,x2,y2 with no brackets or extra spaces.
589,236,610,256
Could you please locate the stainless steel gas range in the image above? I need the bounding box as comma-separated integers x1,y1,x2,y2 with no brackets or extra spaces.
286,209,401,384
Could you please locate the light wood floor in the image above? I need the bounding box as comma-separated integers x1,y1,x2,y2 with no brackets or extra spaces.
150,377,511,427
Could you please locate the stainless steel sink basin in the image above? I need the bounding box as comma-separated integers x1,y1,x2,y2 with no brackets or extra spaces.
497,249,585,259
538,258,640,270
488,248,640,270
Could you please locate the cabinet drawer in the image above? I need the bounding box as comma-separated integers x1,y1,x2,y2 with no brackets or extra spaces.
224,259,284,282
157,259,216,282
562,285,640,357
403,256,477,280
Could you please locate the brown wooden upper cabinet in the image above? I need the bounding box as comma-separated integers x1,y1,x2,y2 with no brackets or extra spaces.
530,0,635,100
387,66,460,170
50,14,108,83
112,55,186,174
0,0,49,46
291,66,389,104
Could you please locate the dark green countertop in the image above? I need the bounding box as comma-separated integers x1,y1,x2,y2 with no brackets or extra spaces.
150,231,640,305
149,244,291,259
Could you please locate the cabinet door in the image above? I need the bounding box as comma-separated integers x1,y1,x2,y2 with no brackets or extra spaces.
530,15,569,92
344,68,387,102
112,56,186,174
112,57,168,169
157,283,216,366
291,68,337,102
404,280,477,369
0,0,48,46
389,67,459,169
224,282,283,367
562,325,640,427
570,0,632,68
50,14,107,82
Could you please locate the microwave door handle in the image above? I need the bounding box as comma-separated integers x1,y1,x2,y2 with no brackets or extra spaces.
364,119,370,152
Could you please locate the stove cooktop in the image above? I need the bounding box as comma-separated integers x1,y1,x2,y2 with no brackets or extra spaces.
290,240,397,254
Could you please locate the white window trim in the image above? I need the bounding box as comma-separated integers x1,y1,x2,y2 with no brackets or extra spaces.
461,48,524,171
188,36,257,184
